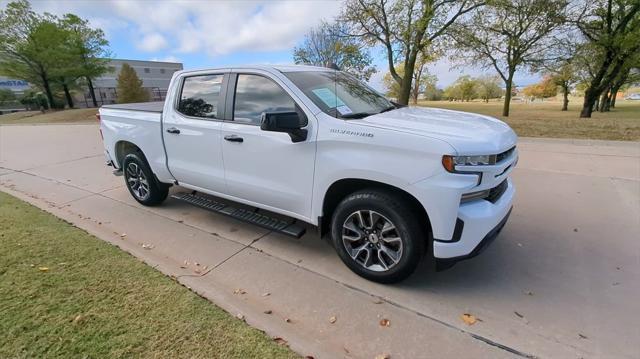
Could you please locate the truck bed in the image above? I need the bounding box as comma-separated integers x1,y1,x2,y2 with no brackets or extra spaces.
101,101,164,113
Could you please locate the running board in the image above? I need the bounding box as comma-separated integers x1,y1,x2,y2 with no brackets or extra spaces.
171,192,306,238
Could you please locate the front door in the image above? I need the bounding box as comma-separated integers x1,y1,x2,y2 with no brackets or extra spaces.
163,72,228,192
220,72,316,220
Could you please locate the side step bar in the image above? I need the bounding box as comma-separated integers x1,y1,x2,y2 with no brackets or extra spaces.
171,192,306,238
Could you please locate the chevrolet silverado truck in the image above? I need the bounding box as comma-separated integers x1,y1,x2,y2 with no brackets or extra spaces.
99,65,517,283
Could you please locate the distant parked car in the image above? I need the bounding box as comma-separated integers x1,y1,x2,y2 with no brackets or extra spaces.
625,93,640,100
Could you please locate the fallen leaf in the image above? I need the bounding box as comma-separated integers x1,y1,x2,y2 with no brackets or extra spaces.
284,318,292,323
30,264,35,268
343,347,350,354
461,313,477,325
120,233,127,238
305,356,314,359
372,298,384,304
261,292,271,297
263,310,272,314
194,269,201,274
38,267,49,272
233,288,246,295
379,318,390,327
329,316,337,324
273,337,288,346
195,262,200,266
613,282,620,286
573,228,578,232
578,333,588,339
73,314,85,323
524,291,534,296
236,313,245,321
141,244,154,250
375,354,391,359
514,311,524,318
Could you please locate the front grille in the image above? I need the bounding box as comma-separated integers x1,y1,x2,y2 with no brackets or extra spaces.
496,146,516,163
486,179,508,203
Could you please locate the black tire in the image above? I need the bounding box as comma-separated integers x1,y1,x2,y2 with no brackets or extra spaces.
330,189,425,283
122,152,169,206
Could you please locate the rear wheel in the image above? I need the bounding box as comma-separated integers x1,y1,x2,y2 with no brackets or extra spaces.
330,189,425,283
123,153,168,206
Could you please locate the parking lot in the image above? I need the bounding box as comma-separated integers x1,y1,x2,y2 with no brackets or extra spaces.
1,123,638,359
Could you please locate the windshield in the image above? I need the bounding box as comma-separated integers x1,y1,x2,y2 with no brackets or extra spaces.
283,71,394,119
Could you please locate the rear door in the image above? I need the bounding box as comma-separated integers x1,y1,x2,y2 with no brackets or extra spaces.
163,72,228,192
220,71,316,220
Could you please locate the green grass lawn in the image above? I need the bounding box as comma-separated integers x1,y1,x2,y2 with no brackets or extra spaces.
0,108,98,125
418,99,640,141
0,191,298,359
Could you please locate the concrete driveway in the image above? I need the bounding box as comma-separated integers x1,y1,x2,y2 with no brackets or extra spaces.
1,123,638,359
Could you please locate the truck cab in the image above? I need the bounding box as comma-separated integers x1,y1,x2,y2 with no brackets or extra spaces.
99,65,517,283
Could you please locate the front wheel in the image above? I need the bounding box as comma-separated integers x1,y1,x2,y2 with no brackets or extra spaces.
330,189,425,283
123,153,168,206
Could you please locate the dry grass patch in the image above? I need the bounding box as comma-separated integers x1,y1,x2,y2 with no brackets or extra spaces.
0,108,98,125
418,100,640,141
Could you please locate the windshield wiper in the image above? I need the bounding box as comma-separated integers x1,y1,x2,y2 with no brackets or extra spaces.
339,112,373,119
379,105,397,114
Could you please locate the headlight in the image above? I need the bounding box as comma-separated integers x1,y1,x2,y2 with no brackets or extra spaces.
442,154,495,172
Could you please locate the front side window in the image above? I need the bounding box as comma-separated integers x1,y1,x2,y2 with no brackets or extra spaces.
233,74,296,125
177,74,224,119
284,71,393,119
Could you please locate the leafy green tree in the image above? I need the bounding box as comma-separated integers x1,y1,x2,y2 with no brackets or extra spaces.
341,0,485,105
0,88,16,104
116,63,149,104
0,1,66,108
294,21,375,81
451,0,569,116
59,14,110,108
475,75,503,103
443,75,478,101
575,0,640,117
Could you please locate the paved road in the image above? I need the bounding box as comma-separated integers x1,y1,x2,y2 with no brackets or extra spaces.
1,123,638,359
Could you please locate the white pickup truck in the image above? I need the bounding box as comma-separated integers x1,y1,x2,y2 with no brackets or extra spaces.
99,65,517,283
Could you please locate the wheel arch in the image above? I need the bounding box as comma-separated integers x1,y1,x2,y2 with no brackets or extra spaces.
114,140,144,168
319,178,432,244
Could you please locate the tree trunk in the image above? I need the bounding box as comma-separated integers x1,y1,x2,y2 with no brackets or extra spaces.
41,75,55,110
412,80,419,105
580,88,599,118
598,90,608,112
502,72,514,117
63,84,74,108
610,92,617,108
561,83,569,111
87,77,98,107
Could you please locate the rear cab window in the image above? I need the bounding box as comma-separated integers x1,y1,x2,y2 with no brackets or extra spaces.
177,74,224,119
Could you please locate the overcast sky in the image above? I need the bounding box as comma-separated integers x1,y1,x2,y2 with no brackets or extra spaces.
2,0,541,91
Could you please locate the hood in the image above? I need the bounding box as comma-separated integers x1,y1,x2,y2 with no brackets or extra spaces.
352,106,517,154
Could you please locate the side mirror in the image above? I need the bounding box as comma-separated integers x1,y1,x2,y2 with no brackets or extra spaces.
260,111,308,143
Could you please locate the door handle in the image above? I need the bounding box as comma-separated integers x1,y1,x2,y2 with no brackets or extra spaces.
166,127,180,134
224,135,244,143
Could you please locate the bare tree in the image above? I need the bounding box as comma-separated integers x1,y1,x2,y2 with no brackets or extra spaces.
451,0,569,116
341,0,485,105
293,21,376,81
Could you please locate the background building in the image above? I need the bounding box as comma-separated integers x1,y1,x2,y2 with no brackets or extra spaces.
77,59,183,107
0,58,183,111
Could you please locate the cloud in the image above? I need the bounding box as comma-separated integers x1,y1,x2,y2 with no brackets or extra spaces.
26,0,341,56
151,55,181,63
137,33,168,52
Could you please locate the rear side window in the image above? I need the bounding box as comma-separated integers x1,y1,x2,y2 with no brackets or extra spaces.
233,74,296,125
178,74,224,119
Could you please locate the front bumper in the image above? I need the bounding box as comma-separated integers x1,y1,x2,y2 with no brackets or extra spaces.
435,206,512,270
432,178,515,259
